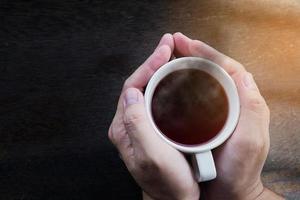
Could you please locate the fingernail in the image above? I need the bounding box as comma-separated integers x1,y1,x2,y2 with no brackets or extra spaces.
158,35,166,46
163,33,171,38
158,33,170,46
243,73,255,89
124,88,139,107
174,32,183,36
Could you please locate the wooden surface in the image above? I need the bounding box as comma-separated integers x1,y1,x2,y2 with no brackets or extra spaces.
0,0,299,199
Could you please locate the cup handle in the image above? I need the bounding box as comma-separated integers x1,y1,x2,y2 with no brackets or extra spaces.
191,150,217,182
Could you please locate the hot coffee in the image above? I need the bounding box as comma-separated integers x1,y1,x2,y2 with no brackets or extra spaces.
151,69,229,146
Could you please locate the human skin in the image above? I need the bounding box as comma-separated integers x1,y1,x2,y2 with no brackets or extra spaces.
108,33,200,200
108,33,284,200
172,33,284,200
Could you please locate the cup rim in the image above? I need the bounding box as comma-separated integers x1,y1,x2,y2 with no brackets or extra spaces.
144,57,240,153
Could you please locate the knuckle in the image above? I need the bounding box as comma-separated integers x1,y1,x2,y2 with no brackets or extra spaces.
222,57,233,68
108,125,118,145
223,57,245,74
246,95,268,114
108,126,114,141
124,109,144,128
108,125,115,144
247,96,263,109
108,122,127,146
234,60,245,71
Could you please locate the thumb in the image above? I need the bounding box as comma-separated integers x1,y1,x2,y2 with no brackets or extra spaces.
123,88,165,155
234,72,270,140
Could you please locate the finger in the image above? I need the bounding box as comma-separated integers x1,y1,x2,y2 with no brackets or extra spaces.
108,34,174,161
108,123,134,161
234,72,270,140
173,32,245,75
155,33,174,52
122,88,167,156
114,44,171,117
110,34,174,133
124,33,174,91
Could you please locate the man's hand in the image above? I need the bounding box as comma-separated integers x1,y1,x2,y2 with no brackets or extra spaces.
108,34,200,200
173,32,283,200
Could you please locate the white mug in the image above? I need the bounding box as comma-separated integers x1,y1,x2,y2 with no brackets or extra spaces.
144,57,240,182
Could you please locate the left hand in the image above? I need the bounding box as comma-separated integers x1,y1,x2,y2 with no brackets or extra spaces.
108,34,200,200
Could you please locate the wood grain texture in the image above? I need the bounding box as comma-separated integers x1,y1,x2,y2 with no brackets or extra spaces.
0,0,299,199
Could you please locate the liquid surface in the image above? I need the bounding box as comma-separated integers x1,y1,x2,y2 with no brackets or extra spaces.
152,69,229,145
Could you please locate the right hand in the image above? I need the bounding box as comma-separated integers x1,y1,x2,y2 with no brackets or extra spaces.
173,32,283,200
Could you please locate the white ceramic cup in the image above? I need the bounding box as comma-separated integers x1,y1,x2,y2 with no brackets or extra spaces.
144,57,240,182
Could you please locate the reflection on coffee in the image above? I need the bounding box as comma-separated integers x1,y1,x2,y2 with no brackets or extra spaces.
151,69,229,146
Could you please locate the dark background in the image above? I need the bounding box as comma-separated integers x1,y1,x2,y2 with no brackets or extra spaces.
1,0,299,199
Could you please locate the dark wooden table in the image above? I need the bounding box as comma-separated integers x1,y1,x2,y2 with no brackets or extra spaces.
0,0,299,199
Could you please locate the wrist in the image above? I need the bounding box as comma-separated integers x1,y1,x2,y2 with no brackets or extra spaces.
237,179,265,200
255,187,284,200
203,178,264,200
142,190,199,200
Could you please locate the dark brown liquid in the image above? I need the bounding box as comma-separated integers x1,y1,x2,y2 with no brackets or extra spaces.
151,69,229,146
